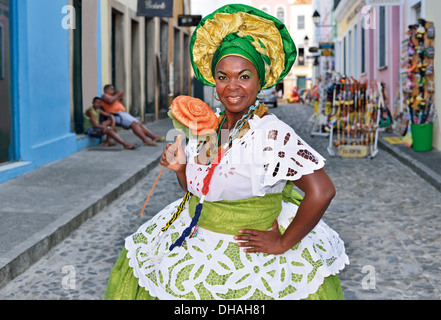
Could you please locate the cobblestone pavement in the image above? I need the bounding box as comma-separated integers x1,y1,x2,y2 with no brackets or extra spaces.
1,104,440,300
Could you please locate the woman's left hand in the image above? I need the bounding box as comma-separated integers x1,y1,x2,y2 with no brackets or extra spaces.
235,220,288,255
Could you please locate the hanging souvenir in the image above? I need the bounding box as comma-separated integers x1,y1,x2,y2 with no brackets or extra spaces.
427,22,435,39
426,61,434,76
416,19,426,45
417,43,427,62
418,62,427,77
427,81,435,93
406,58,416,72
426,44,435,58
407,36,416,55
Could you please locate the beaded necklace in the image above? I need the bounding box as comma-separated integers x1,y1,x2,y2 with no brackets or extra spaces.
169,100,263,251
207,100,259,165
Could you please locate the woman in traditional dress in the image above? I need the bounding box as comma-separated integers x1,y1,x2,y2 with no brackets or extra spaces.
105,4,349,300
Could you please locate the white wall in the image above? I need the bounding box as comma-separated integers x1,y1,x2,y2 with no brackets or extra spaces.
190,0,252,16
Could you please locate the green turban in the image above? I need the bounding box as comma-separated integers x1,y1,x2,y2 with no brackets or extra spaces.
211,32,270,88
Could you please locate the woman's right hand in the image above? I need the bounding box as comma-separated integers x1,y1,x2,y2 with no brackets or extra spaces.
160,134,186,173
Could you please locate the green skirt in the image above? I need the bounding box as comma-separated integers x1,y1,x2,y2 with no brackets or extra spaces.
105,248,344,300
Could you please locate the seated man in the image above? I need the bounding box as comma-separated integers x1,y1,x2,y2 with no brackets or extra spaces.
101,84,164,146
84,97,136,150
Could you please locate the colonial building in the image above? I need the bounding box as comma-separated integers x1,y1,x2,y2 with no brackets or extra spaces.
251,0,315,97
0,0,192,183
1,0,77,183
334,0,403,117
332,0,439,151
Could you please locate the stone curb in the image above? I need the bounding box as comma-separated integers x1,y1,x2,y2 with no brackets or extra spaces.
378,138,441,193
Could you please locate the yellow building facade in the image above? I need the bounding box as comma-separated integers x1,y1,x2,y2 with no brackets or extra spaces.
69,0,192,125
100,0,192,121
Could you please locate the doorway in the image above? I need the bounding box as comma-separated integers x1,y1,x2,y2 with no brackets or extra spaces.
111,9,125,94
297,76,306,91
131,19,141,117
72,0,83,133
0,0,11,163
144,17,155,115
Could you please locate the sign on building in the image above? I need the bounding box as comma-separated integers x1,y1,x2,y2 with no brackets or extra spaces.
137,0,174,17
365,0,404,6
178,15,202,27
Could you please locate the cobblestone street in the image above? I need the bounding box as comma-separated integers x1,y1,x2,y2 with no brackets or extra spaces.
1,104,440,300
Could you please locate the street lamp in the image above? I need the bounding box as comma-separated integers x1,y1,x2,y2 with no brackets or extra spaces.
304,35,309,47
313,10,320,25
312,10,336,28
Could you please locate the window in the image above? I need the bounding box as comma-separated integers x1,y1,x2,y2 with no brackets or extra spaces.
298,15,305,30
261,6,269,14
348,30,352,76
277,7,285,23
0,23,3,79
297,76,306,91
407,0,423,25
335,40,341,73
413,2,422,20
354,25,358,78
379,6,386,68
361,25,366,74
343,36,347,75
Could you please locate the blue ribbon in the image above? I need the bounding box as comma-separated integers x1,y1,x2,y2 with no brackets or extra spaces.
169,203,203,251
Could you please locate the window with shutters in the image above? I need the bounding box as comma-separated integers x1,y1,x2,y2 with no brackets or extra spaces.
379,6,387,68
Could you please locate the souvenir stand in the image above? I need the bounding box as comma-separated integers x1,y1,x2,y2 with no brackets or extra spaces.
310,44,335,137
398,19,436,149
326,78,383,159
309,82,329,137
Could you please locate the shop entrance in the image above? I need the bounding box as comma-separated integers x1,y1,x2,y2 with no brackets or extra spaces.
297,76,306,91
72,0,84,133
111,9,125,95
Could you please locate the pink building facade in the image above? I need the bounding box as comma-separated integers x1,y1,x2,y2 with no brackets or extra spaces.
334,1,405,116
361,5,403,113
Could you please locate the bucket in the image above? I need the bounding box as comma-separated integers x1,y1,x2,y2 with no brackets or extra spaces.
411,123,433,152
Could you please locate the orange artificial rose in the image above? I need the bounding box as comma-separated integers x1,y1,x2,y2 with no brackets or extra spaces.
171,96,218,136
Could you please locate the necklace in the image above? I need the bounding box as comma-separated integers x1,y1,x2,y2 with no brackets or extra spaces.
143,101,269,260
168,100,268,251
206,100,260,165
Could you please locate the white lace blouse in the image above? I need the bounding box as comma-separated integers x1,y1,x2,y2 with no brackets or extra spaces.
185,113,326,201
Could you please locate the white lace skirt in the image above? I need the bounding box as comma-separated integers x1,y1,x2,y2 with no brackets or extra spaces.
125,197,349,300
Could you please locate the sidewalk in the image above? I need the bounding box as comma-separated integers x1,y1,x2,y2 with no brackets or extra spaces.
378,131,441,193
0,117,175,289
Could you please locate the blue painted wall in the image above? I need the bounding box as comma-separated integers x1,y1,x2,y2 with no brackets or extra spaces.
1,0,77,183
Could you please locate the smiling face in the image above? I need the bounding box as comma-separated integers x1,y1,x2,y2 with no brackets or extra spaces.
214,55,261,121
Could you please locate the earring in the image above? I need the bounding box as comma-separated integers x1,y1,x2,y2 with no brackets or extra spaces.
257,90,266,100
214,90,220,101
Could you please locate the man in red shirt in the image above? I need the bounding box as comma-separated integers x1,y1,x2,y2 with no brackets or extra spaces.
101,85,164,146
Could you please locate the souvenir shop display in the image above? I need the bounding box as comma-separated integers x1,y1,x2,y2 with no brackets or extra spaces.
399,19,436,150
324,75,384,159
